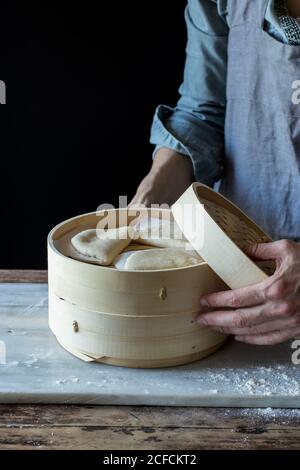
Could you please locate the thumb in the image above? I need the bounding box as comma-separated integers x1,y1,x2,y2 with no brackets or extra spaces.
244,241,281,261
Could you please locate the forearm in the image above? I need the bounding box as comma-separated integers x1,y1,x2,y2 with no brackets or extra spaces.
130,148,194,207
151,147,193,179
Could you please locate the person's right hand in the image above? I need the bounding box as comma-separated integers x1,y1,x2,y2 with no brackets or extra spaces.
129,147,194,207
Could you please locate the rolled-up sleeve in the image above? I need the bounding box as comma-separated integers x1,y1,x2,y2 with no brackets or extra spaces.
150,0,228,185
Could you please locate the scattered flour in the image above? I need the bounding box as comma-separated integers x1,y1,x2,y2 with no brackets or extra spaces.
25,354,38,366
178,364,300,397
55,377,80,385
7,361,19,367
239,407,300,422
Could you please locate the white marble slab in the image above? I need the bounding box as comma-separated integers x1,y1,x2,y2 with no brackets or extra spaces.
0,283,299,407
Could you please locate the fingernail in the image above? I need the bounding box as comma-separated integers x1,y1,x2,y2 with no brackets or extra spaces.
200,297,209,307
197,316,209,326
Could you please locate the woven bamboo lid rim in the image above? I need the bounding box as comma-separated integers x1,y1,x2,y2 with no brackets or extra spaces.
171,183,273,289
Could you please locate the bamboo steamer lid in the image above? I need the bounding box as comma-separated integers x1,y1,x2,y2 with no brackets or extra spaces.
172,183,273,289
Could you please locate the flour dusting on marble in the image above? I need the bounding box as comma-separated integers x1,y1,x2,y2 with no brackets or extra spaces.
195,365,300,396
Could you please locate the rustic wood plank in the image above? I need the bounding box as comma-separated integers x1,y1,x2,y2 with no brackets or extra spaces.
1,424,300,450
0,405,299,429
0,270,47,284
0,405,299,450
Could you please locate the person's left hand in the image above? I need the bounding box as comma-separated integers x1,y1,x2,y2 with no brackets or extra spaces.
196,240,300,345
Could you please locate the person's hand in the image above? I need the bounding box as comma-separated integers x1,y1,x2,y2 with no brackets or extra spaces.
197,240,300,345
129,147,194,207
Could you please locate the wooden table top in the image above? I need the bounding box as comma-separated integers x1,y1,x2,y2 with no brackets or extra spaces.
0,270,299,450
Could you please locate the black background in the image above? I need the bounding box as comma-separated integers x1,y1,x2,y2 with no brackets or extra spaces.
0,1,186,269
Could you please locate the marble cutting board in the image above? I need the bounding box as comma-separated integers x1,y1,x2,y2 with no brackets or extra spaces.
0,283,299,407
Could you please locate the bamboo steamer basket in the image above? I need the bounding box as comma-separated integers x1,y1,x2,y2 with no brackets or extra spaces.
48,207,228,368
48,184,273,368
